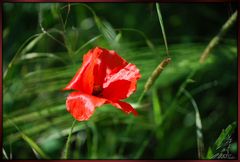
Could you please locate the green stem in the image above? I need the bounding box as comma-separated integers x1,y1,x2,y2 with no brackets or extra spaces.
137,91,145,104
56,4,66,32
64,119,77,159
63,3,71,28
134,130,155,158
38,5,66,48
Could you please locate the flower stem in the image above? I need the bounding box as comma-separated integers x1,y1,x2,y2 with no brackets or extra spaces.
137,91,145,104
63,119,77,159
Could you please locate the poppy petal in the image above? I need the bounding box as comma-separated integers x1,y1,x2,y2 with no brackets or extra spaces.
66,92,106,121
109,101,138,116
64,47,128,93
64,49,96,94
92,47,128,87
102,63,141,100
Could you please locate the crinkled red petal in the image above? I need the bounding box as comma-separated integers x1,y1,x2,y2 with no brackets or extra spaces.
66,92,106,121
63,49,96,94
64,47,128,93
92,47,128,87
102,63,141,100
109,100,138,116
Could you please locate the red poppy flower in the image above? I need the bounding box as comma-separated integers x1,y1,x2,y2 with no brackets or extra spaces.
64,47,141,121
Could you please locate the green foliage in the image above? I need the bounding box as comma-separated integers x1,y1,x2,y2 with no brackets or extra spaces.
5,118,49,159
3,3,237,159
152,89,162,126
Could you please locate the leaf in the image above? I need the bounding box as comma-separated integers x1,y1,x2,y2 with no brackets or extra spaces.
21,133,50,159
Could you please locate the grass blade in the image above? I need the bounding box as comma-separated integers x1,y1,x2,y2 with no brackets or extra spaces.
20,52,66,64
137,4,171,103
2,148,9,159
21,133,50,159
115,28,155,51
3,33,44,80
156,3,169,55
152,89,162,125
74,35,102,55
6,117,50,159
134,131,154,159
183,89,204,159
39,5,66,48
134,138,150,159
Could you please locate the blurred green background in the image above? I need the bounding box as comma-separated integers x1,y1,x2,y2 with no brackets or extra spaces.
3,3,238,159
